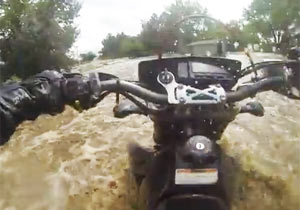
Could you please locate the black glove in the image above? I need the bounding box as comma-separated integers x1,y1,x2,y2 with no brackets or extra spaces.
0,70,102,145
61,72,102,109
0,83,38,143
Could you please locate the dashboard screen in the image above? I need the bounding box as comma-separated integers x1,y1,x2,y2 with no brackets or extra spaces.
191,62,226,74
178,62,189,78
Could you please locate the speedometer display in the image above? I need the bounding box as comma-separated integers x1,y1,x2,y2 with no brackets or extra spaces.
178,62,189,78
191,62,226,74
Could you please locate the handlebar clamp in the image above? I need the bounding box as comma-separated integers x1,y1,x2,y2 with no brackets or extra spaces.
157,70,226,105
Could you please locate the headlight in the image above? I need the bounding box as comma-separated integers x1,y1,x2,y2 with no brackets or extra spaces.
177,135,216,163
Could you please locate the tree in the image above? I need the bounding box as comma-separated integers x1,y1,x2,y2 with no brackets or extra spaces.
120,37,147,57
100,33,147,58
223,21,249,51
140,14,174,57
244,0,300,53
101,33,127,58
80,51,96,62
140,0,209,56
0,0,80,80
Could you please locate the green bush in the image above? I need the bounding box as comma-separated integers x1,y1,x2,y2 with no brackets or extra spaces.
80,52,97,62
100,33,149,58
0,0,81,80
120,38,149,58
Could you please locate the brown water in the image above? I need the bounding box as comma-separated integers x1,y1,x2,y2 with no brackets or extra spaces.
220,92,300,210
1,53,300,210
0,90,299,210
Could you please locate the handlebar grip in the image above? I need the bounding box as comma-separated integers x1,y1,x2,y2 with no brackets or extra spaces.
101,80,168,104
226,76,285,102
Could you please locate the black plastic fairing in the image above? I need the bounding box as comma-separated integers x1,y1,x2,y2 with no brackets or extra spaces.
138,57,241,93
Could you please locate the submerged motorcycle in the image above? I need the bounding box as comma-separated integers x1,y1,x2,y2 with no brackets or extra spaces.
93,15,300,210
93,50,299,210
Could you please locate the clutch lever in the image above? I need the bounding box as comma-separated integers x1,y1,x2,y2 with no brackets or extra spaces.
113,99,146,118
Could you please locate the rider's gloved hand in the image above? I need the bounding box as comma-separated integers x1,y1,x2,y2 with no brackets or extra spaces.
21,70,102,111
0,70,102,145
60,72,102,109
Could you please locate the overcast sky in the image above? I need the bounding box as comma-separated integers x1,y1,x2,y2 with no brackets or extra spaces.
73,0,253,55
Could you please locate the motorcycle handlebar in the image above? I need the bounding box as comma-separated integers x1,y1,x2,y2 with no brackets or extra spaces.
100,76,285,104
226,76,285,102
101,80,168,104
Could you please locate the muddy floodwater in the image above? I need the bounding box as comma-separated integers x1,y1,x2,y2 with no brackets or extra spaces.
0,91,299,210
0,55,300,210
